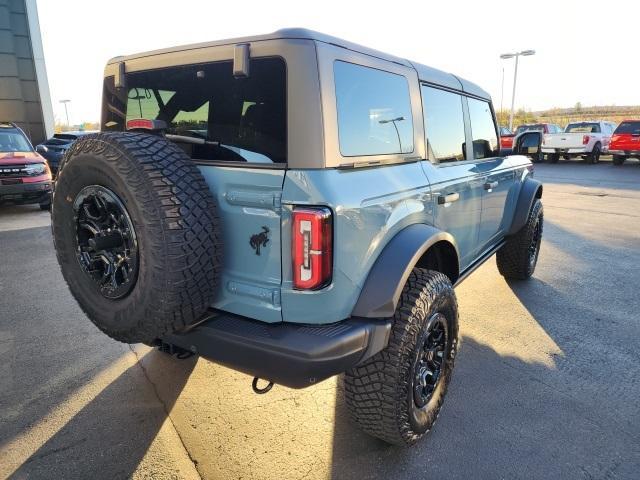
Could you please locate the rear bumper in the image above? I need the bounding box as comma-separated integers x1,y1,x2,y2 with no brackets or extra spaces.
542,147,589,155
609,149,640,156
0,180,52,204
162,313,392,389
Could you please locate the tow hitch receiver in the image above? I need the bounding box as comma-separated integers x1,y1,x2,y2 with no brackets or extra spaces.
156,340,195,359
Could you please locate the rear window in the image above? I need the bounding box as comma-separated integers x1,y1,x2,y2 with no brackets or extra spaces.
334,61,414,157
102,57,287,164
516,124,544,135
614,121,640,134
565,123,600,133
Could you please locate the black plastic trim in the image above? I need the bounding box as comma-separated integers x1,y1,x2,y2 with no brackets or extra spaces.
508,177,543,235
352,224,459,318
454,239,506,287
162,313,392,389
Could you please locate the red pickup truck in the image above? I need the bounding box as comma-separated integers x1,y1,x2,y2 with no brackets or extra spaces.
0,123,53,210
610,120,640,166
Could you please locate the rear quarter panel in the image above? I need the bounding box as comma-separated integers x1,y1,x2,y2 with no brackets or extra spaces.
280,161,433,324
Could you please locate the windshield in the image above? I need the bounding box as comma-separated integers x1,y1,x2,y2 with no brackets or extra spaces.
0,131,33,153
565,123,600,133
102,57,287,164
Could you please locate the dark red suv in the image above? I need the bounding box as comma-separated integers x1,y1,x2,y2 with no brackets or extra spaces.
0,123,53,210
610,120,640,166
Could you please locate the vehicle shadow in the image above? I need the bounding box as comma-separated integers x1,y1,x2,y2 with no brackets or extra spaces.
5,349,196,480
329,328,639,479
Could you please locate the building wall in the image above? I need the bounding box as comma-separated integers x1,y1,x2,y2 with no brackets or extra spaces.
0,0,53,144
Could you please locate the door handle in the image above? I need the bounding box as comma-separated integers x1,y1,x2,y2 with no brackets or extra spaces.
438,192,460,205
484,181,498,191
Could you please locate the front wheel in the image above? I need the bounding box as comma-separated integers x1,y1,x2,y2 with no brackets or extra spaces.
344,269,459,446
497,199,543,279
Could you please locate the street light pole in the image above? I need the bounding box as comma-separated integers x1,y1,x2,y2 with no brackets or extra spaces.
500,50,535,131
60,99,71,127
379,116,405,153
509,55,519,131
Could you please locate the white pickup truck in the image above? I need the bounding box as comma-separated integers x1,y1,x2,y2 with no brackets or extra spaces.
542,121,617,163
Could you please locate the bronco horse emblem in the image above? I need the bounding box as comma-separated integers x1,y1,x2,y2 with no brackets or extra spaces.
249,226,270,255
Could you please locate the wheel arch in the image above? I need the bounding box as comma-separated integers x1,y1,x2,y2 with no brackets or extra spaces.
507,177,543,236
352,224,460,318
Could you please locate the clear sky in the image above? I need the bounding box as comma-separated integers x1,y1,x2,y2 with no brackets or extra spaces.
37,0,639,125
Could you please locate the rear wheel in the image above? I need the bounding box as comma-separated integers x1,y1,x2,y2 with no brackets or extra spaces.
497,199,543,280
613,155,626,166
52,132,221,343
548,153,560,163
531,150,544,163
587,143,601,164
344,269,458,446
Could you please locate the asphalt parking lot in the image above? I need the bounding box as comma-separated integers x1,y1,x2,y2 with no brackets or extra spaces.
1,159,639,480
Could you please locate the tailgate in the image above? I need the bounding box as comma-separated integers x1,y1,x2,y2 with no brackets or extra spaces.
544,133,584,149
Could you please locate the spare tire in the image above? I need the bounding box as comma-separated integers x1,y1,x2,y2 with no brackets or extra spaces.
52,132,221,343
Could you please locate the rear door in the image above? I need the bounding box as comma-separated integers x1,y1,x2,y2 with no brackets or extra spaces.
420,85,483,269
102,56,288,322
466,97,516,248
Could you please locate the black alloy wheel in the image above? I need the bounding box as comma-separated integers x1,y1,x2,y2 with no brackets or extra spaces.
413,313,448,409
73,185,138,299
528,214,542,270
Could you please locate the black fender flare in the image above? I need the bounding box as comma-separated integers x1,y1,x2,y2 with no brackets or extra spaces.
507,177,543,236
352,224,459,318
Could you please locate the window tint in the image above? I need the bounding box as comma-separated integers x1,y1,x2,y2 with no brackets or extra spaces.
468,98,499,159
334,61,413,156
614,121,640,134
421,86,466,163
566,122,600,133
103,57,287,164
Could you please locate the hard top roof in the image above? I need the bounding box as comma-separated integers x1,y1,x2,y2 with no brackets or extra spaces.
107,28,490,100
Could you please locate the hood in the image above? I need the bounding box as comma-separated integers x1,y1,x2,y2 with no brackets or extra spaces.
0,151,46,165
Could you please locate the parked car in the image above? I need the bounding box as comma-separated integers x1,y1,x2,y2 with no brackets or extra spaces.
512,124,563,163
542,120,617,163
499,126,514,149
609,120,640,166
0,123,52,210
515,123,563,136
35,131,98,177
50,29,544,446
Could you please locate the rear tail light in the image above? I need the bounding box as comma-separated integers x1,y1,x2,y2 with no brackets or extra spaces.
125,118,167,131
611,134,620,142
583,135,590,145
292,207,332,290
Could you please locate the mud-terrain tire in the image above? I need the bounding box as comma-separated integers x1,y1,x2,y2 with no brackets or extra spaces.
613,155,626,166
52,132,221,343
344,269,459,446
497,199,543,280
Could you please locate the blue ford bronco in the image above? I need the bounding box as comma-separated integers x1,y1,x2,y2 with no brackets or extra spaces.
52,29,544,446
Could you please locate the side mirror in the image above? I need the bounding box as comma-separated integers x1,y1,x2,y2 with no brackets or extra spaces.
513,131,542,158
36,144,48,154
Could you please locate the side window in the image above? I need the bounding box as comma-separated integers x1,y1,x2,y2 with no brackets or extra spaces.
421,85,466,163
467,98,499,159
334,61,414,157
